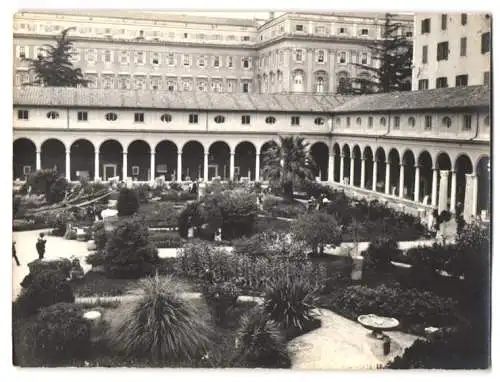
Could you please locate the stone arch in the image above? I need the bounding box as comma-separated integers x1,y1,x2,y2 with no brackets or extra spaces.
209,141,231,180
292,69,306,92
341,144,351,184
13,138,36,180
155,140,178,181
352,145,362,186
128,140,151,181
40,138,66,177
454,154,473,212
182,140,204,181
310,141,329,181
476,155,490,216
363,146,374,190
70,139,95,181
314,70,328,93
417,151,434,204
235,141,257,181
402,150,416,200
374,147,386,192
99,139,123,181
333,143,341,182
388,149,401,196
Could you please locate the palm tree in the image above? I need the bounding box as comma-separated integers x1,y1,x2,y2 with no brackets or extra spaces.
261,136,316,200
23,27,89,87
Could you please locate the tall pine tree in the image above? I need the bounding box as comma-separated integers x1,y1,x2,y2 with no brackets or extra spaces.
23,27,89,87
347,13,413,94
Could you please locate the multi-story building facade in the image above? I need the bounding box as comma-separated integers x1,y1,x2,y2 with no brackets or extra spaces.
412,13,491,90
13,11,413,94
13,85,490,222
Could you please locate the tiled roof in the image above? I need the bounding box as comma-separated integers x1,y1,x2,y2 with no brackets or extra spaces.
13,86,490,113
13,87,351,113
333,86,491,113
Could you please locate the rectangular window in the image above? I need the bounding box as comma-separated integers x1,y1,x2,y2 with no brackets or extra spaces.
460,37,467,57
134,113,144,123
421,18,431,34
104,50,112,63
291,116,300,126
463,115,472,130
436,77,448,88
17,109,29,120
340,52,346,64
136,52,144,65
484,71,490,86
214,56,220,67
242,58,249,69
461,13,468,25
425,116,432,130
346,117,351,127
361,28,368,35
167,53,175,66
317,50,325,63
242,83,249,93
241,115,251,125
198,56,205,67
227,56,233,68
183,54,190,66
441,14,447,30
437,41,449,61
242,36,250,41
77,111,88,121
455,74,469,87
296,24,303,31
339,27,346,34
422,45,428,64
394,116,400,129
361,52,368,65
189,114,198,124
152,53,159,65
131,166,140,176
481,32,490,54
120,51,129,64
418,79,429,90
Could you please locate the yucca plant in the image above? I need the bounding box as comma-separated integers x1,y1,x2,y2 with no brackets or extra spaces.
263,273,319,336
107,275,212,365
233,307,291,368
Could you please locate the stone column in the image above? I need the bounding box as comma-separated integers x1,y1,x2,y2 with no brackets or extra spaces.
150,152,155,181
204,152,209,181
450,171,457,213
328,153,335,183
372,159,378,191
177,151,182,182
431,168,438,207
65,150,71,181
414,165,420,203
399,163,405,198
229,152,235,181
122,151,128,180
349,157,355,186
438,170,449,213
94,150,99,180
339,155,345,183
385,161,391,195
255,153,260,181
464,173,478,223
360,157,366,189
36,150,41,171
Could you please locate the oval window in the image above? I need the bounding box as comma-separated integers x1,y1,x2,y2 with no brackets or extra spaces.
47,111,60,119
214,115,225,124
105,112,118,121
265,116,276,124
160,113,172,123
314,117,325,125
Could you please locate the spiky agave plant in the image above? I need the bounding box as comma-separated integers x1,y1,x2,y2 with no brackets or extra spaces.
107,275,212,364
233,307,290,368
263,273,319,332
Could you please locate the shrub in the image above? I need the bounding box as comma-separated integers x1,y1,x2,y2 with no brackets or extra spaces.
117,188,140,216
233,307,290,368
327,284,460,330
138,202,180,228
15,269,74,317
92,221,108,250
292,212,342,255
150,231,184,248
85,250,105,267
21,303,91,365
362,237,401,273
388,325,489,369
263,273,319,337
134,184,152,203
27,258,72,280
48,176,69,204
107,275,212,364
104,217,159,278
202,281,240,326
24,169,67,204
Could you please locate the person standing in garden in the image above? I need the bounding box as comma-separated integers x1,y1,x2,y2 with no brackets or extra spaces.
36,233,46,260
12,241,20,266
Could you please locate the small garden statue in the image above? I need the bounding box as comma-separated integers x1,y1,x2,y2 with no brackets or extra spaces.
70,257,84,280
214,228,222,242
35,233,46,260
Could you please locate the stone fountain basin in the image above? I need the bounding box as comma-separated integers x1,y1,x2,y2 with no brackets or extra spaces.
357,314,399,331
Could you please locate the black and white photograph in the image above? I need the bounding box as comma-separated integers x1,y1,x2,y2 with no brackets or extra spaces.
10,6,492,372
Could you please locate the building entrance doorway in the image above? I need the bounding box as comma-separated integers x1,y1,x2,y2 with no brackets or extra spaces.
103,164,117,180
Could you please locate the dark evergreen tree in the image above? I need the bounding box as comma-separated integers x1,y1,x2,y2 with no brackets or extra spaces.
22,27,89,87
345,13,413,95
